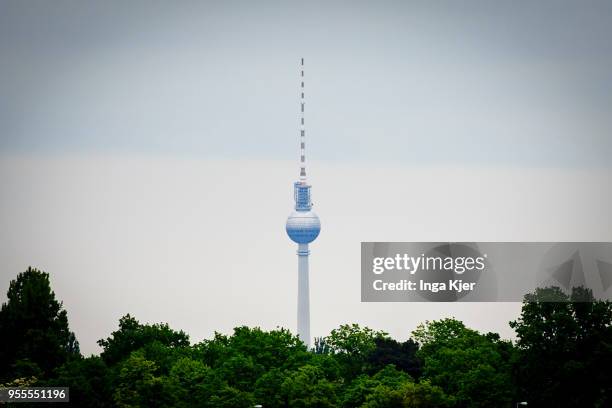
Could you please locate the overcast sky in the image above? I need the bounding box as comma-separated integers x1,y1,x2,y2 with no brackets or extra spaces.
1,1,611,354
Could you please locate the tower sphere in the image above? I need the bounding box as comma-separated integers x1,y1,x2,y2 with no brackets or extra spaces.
286,210,321,244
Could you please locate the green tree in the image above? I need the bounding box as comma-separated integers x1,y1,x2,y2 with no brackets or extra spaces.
98,314,189,366
208,385,254,408
413,318,515,407
113,351,169,408
367,337,421,378
281,364,339,407
253,368,286,408
0,267,79,381
197,326,308,372
325,323,388,379
217,353,263,391
361,379,454,408
326,324,387,356
46,356,112,408
309,353,342,382
510,286,612,407
342,365,411,407
163,357,222,408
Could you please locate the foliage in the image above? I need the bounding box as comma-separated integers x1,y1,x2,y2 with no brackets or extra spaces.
98,314,190,367
510,286,612,407
342,365,453,408
361,379,454,408
326,324,387,356
413,318,515,407
3,267,612,407
46,356,111,408
163,357,222,407
113,351,167,408
197,326,309,372
367,337,421,378
253,368,286,407
280,364,339,407
342,365,409,407
0,267,79,381
324,323,388,378
208,385,254,408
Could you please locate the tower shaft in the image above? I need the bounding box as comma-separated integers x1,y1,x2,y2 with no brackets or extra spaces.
297,243,310,347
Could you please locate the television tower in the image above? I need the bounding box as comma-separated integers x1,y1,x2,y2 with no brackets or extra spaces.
286,58,321,348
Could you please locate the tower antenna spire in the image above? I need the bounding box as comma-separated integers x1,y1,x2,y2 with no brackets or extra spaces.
299,57,306,182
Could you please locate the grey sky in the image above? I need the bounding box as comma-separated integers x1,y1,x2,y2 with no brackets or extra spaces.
1,1,612,354
1,0,611,165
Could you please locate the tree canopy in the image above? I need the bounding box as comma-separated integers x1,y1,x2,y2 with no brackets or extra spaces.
510,286,612,407
2,268,611,407
0,267,79,382
413,318,515,407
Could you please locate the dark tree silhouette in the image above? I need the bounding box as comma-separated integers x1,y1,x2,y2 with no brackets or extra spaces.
510,286,612,407
367,337,422,379
0,267,79,381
